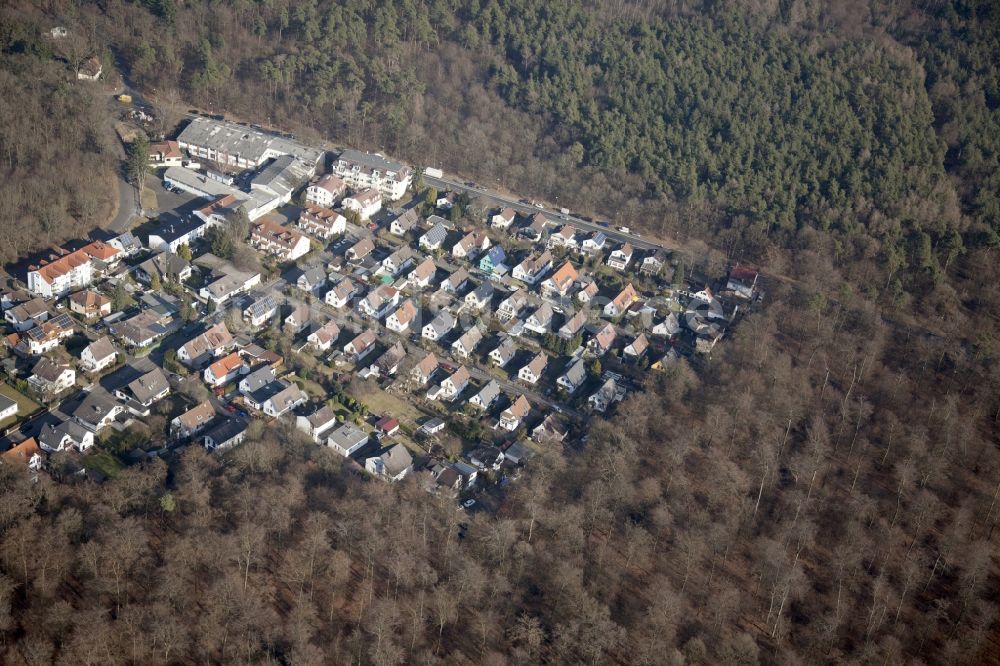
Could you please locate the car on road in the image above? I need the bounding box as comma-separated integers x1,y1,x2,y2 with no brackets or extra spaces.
534,202,545,209
598,221,610,228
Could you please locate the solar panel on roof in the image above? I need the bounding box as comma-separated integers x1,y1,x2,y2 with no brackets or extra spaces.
50,313,74,329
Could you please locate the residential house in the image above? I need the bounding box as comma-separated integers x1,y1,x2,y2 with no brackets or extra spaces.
435,191,458,210
244,293,279,328
576,280,599,304
109,310,167,349
512,250,553,285
261,383,306,418
239,366,277,397
333,149,412,200
641,249,669,276
9,314,75,355
107,231,143,258
524,303,554,334
376,416,400,436
68,290,111,319
147,213,219,254
365,444,413,482
326,422,370,457
306,174,347,207
422,311,456,342
479,246,506,274
389,208,420,236
359,284,400,319
491,207,516,230
603,283,639,318
116,368,170,410
203,418,249,451
1,438,43,471
136,251,191,285
452,327,483,358
178,321,234,368
345,237,375,263
588,323,617,355
342,188,382,220
297,266,328,294
499,395,531,431
26,246,94,297
726,264,759,300
28,358,75,397
559,310,586,339
385,300,417,332
148,140,184,167
284,302,311,333
72,389,125,432
5,298,49,331
421,418,446,436
198,267,261,306
410,352,438,386
541,261,578,298
452,230,490,260
518,352,548,385
344,330,377,362
308,320,341,352
441,267,470,293
532,413,568,443
464,282,493,311
589,377,621,413
438,365,470,401
381,246,417,276
171,401,216,439
325,278,360,308
580,231,607,255
419,222,448,251
521,213,547,241
407,257,437,289
298,204,346,241
547,224,577,249
250,217,311,261
497,289,529,321
39,420,94,453
607,243,634,271
80,336,117,373
502,440,533,466
557,358,587,393
652,313,681,338
375,342,406,376
202,351,245,387
295,406,339,443
468,380,500,410
469,445,503,471
623,333,649,359
489,337,517,367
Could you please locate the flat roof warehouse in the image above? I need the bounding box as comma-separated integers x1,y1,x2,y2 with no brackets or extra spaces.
177,117,324,168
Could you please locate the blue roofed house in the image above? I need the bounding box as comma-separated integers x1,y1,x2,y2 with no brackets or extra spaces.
479,246,506,274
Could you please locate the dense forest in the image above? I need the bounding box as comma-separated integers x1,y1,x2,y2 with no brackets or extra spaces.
1,0,999,664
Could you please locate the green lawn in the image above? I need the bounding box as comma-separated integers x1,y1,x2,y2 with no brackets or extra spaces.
82,450,125,478
0,383,40,430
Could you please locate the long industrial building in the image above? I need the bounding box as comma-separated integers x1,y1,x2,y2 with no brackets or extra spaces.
177,117,323,171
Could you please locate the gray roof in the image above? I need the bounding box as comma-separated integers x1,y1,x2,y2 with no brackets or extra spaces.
251,154,314,198
178,116,323,165
127,368,169,404
562,358,586,385
421,223,448,247
298,266,327,286
73,387,119,424
328,422,369,451
203,418,248,446
377,444,412,477
31,357,70,383
337,149,411,177
0,393,16,414
241,366,276,394
471,281,493,301
138,251,189,281
245,293,278,318
426,311,456,335
473,380,500,406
